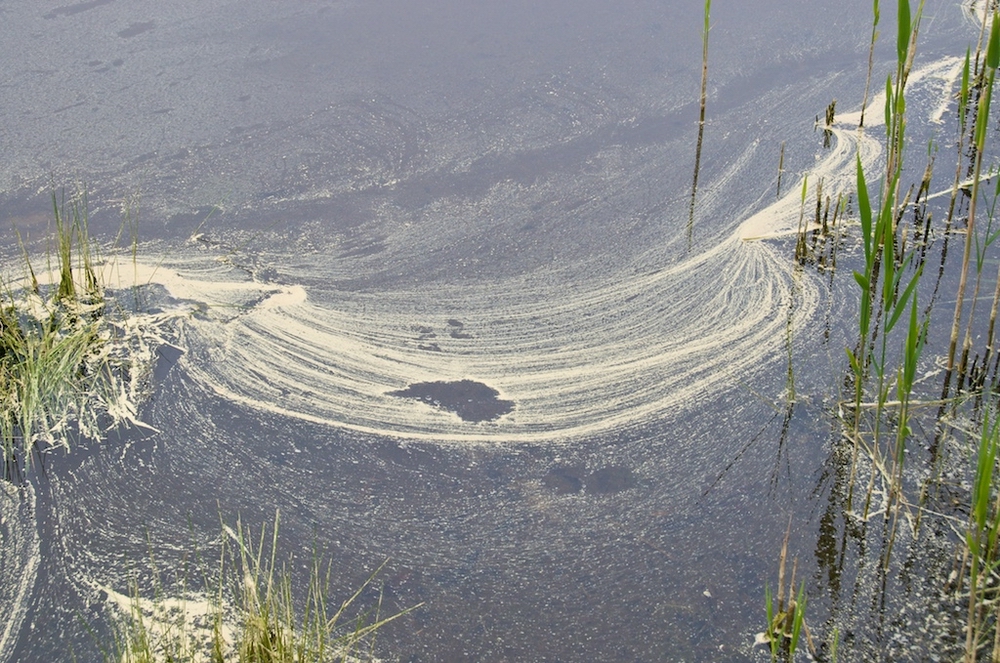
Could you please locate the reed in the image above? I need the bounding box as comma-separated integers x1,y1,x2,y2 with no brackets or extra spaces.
945,12,1000,394
776,141,786,198
960,413,1000,662
941,48,971,243
687,0,712,243
760,526,815,661
806,4,1000,660
883,285,926,564
699,0,710,129
749,0,1000,656
794,177,809,264
842,0,928,520
981,175,1000,379
860,0,881,128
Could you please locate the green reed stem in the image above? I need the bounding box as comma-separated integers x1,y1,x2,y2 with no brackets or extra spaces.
688,0,712,244
965,413,1000,662
861,0,881,127
947,12,1000,392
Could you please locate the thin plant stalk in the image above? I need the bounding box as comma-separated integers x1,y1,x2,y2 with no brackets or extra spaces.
776,141,786,198
687,0,711,244
965,414,1000,662
946,12,1000,393
860,0,881,128
884,287,927,565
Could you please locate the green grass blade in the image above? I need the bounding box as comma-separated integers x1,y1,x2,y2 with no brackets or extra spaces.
897,0,911,66
961,48,971,116
846,348,863,377
988,11,1000,70
856,155,873,261
884,75,893,133
886,264,921,334
976,74,994,149
789,582,807,656
974,416,999,531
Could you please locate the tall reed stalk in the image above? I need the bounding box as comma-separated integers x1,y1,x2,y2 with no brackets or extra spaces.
687,0,711,243
963,413,1000,662
860,0,881,128
945,12,1000,394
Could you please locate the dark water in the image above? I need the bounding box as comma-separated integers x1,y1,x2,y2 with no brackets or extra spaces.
0,1,983,661
388,380,515,422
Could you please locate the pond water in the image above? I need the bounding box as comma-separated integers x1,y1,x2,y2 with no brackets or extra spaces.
0,0,986,661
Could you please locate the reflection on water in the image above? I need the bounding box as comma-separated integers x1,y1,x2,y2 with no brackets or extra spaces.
0,0,979,660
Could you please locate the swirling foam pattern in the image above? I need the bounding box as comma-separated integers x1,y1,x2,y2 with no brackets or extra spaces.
0,484,38,661
132,57,964,445
163,238,804,442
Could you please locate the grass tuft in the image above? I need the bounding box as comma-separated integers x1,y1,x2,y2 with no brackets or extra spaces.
0,190,163,476
109,513,419,663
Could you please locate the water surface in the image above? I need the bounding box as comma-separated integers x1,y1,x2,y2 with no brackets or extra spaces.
0,0,979,660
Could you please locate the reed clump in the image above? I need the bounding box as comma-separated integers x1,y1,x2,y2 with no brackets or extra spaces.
839,0,929,538
771,2,1000,660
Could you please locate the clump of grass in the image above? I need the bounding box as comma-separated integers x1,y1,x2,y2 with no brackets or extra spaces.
109,513,418,663
0,191,161,476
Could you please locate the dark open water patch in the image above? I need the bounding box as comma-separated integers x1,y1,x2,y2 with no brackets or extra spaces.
542,464,635,494
388,379,514,422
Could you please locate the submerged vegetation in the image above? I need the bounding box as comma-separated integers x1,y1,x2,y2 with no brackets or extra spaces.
773,0,1000,660
107,514,416,663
